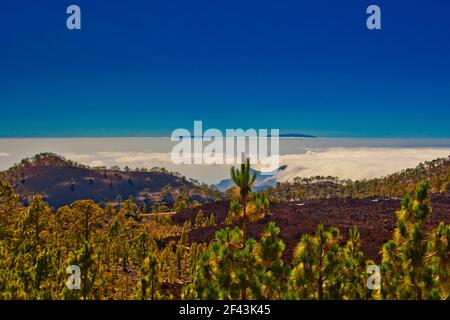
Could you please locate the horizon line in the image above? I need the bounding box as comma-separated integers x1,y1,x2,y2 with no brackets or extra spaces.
2,136,450,140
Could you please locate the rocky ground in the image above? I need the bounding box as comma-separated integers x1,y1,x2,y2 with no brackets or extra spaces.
174,193,450,263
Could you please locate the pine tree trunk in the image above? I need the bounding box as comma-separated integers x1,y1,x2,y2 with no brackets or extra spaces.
243,217,247,246
35,212,39,245
177,253,181,278
151,277,154,300
242,199,247,301
242,287,247,300
85,212,89,242
242,200,247,246
318,277,323,300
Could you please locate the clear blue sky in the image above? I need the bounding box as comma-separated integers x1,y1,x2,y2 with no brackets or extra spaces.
1,0,449,137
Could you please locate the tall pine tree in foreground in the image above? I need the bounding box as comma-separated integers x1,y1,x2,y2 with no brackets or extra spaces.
287,225,342,299
381,181,449,299
230,158,257,247
287,224,371,300
253,222,289,299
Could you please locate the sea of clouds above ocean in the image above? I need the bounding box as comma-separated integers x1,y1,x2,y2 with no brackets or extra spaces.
1,138,450,184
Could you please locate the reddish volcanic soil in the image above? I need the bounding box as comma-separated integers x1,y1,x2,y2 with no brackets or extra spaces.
173,194,450,263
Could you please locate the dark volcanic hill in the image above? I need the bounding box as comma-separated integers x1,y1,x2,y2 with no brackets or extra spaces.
0,153,197,209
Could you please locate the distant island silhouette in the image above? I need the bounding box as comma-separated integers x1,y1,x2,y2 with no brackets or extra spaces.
179,133,317,138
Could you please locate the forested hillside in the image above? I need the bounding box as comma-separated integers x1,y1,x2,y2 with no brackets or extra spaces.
268,156,450,201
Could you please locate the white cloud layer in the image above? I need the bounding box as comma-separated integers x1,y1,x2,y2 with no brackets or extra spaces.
1,138,449,184
62,148,450,183
273,148,450,182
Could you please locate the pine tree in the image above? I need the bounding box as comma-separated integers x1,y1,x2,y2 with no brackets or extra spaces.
381,181,439,299
208,214,216,227
56,200,105,246
339,227,372,299
194,210,205,228
0,241,25,299
230,158,257,246
182,227,247,299
250,192,270,217
64,241,98,300
133,253,165,300
288,225,342,299
253,222,289,299
429,222,450,298
16,195,54,254
0,180,21,241
183,223,288,300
